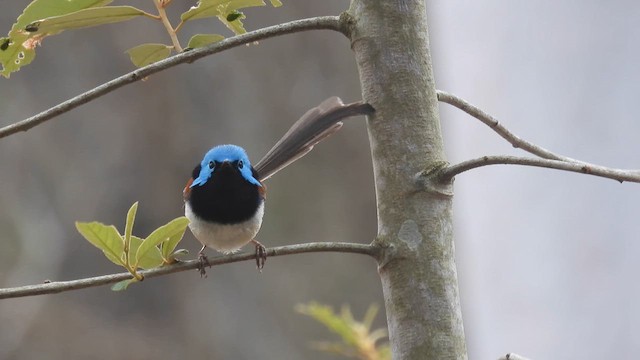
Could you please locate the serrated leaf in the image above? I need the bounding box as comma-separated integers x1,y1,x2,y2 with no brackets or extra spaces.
129,236,164,269
124,201,138,254
25,6,147,35
186,34,224,49
0,36,36,78
1,0,113,77
228,0,267,9
75,221,124,266
180,0,265,35
269,0,283,7
125,43,172,67
219,12,247,35
136,217,189,267
111,278,137,291
180,0,248,22
13,0,113,30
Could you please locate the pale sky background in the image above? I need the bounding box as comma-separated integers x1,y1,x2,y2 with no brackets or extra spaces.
1,1,639,359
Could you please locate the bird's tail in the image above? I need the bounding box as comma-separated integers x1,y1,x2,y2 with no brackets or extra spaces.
254,97,374,182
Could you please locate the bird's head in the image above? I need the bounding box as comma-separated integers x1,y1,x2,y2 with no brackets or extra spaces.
190,144,262,188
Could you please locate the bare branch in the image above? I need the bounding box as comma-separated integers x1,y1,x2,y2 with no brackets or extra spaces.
0,16,343,139
437,90,582,163
0,242,378,300
436,90,640,183
438,155,640,183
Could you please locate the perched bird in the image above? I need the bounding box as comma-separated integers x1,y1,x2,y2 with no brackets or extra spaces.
183,97,374,273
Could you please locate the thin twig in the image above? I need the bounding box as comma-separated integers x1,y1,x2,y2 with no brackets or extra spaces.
0,242,378,300
0,16,343,139
437,90,582,163
438,155,640,183
436,90,640,183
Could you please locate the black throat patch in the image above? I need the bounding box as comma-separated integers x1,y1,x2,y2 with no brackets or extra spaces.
188,164,263,224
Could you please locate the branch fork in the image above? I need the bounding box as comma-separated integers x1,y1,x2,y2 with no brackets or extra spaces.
436,90,640,183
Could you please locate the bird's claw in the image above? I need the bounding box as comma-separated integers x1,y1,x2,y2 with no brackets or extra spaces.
253,240,267,271
197,252,211,278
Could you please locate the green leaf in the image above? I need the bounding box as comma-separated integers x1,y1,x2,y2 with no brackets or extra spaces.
163,248,189,264
269,0,283,7
226,11,242,22
362,303,379,331
160,219,190,262
180,0,248,22
1,0,113,77
226,0,267,9
125,43,172,67
24,6,148,35
75,221,124,266
296,302,390,360
136,217,189,267
111,278,137,291
0,36,35,78
296,303,358,346
180,0,266,35
219,12,247,35
124,201,138,255
186,34,224,49
129,236,163,269
13,0,114,29
171,249,189,258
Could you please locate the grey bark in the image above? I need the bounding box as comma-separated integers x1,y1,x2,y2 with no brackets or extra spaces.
345,1,468,359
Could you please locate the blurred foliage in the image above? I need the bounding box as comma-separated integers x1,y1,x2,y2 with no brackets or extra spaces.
0,0,283,77
75,202,189,290
296,302,391,360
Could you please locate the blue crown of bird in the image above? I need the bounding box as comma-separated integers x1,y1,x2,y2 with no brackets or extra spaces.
183,97,374,274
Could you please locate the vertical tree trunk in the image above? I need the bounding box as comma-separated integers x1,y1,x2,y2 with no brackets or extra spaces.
345,1,467,359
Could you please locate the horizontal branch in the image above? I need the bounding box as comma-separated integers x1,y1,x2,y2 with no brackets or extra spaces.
438,155,640,183
0,242,378,300
437,90,582,163
0,16,343,139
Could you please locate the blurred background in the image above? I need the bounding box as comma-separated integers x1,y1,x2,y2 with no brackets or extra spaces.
1,1,639,359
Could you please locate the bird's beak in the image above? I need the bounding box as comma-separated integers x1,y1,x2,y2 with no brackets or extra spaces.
220,161,231,168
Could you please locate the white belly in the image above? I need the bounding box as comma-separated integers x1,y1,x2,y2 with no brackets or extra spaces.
185,201,264,253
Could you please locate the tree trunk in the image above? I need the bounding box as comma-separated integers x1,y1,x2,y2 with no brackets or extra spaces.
345,1,467,359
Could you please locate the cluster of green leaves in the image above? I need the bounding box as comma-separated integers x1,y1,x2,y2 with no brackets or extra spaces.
1,0,283,77
296,303,391,360
75,202,190,291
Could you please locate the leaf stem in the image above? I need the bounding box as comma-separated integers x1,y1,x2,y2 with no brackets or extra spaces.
127,265,144,281
174,19,185,33
141,11,161,20
154,0,183,52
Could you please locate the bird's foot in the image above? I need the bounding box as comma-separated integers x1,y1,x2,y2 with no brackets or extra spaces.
197,246,210,278
251,239,267,271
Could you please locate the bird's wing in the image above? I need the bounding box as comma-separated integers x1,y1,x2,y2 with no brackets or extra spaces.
254,97,374,182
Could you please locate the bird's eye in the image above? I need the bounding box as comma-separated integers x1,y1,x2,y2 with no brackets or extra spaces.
208,161,215,169
237,160,244,169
